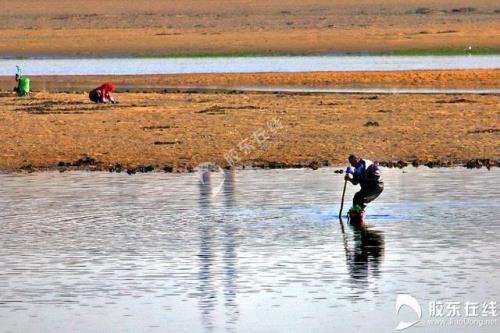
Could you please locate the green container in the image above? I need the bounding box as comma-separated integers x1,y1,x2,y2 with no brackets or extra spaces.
18,77,30,95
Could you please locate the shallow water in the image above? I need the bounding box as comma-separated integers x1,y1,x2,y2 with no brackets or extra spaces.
0,168,499,333
1,55,499,75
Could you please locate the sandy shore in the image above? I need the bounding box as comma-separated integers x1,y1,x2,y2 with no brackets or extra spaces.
1,0,499,57
1,90,498,172
1,70,499,93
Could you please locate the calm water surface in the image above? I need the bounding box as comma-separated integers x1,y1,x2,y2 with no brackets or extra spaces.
0,168,499,332
1,55,499,75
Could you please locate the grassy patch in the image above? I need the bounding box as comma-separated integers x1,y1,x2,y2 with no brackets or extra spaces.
380,47,500,56
130,50,307,58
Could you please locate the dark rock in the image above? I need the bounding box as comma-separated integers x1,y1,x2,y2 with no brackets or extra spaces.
436,98,477,104
334,169,344,174
163,165,173,172
137,165,154,173
449,7,476,14
465,159,491,169
467,128,499,134
308,161,320,170
268,161,286,169
109,163,123,173
396,160,408,168
154,141,178,145
378,161,389,167
364,121,380,127
425,161,442,168
415,7,433,14
72,156,97,166
20,164,34,172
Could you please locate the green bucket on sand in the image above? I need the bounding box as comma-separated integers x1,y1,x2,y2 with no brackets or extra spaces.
18,77,30,96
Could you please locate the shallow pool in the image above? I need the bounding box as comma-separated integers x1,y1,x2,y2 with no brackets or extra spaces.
0,168,499,332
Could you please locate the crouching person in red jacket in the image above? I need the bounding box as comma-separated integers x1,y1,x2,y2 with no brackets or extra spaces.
89,82,118,104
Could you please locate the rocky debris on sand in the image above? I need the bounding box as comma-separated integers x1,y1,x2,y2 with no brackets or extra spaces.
154,141,180,145
108,163,123,173
58,156,100,168
308,161,321,170
415,7,476,15
415,8,433,15
436,98,477,104
449,7,476,14
378,160,409,168
14,158,500,174
467,128,499,134
464,159,497,169
125,165,155,175
142,125,172,130
19,164,34,172
364,121,380,127
245,160,331,170
377,159,499,170
424,160,452,168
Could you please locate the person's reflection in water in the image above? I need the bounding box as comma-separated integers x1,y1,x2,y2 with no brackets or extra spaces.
223,170,236,208
222,170,239,332
198,169,212,209
198,170,216,332
346,222,385,294
197,168,239,332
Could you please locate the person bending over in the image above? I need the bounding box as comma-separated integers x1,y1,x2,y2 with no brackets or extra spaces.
345,154,383,224
89,82,117,104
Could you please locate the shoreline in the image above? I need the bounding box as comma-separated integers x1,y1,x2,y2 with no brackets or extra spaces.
6,158,499,175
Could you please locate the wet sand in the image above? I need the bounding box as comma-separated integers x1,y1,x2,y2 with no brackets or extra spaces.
1,0,499,57
1,69,499,93
1,90,498,172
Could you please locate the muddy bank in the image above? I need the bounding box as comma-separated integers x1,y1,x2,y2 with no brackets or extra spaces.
1,91,498,173
0,69,499,93
14,157,500,174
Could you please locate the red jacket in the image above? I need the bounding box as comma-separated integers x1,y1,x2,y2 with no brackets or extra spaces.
95,82,115,99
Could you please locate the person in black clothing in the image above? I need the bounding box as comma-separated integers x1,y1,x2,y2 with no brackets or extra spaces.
345,154,383,223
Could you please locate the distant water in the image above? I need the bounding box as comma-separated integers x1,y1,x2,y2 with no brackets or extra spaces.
211,86,500,94
0,168,499,332
0,55,499,75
